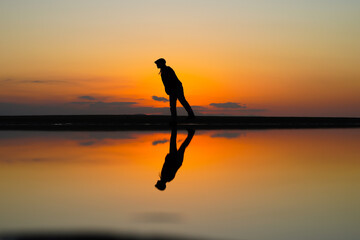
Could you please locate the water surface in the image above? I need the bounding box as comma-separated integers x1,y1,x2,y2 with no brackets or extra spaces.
0,129,359,240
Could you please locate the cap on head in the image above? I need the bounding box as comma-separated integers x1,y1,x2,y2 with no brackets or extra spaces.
155,58,166,66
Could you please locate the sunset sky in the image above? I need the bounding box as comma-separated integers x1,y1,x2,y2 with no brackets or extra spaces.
1,0,359,116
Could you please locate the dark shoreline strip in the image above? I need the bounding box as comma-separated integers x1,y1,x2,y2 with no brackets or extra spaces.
0,115,360,130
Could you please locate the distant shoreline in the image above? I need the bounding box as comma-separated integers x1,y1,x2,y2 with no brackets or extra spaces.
1,115,359,130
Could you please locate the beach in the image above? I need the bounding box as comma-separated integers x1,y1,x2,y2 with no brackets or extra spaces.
1,115,360,130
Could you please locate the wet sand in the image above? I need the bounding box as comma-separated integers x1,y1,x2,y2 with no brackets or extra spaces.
1,115,359,130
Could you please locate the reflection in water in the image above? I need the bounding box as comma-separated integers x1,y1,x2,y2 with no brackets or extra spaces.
1,129,360,240
156,125,195,191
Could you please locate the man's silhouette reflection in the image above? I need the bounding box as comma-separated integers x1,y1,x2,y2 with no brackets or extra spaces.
155,125,195,191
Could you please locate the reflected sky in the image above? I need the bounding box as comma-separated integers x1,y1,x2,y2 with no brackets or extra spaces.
0,129,360,240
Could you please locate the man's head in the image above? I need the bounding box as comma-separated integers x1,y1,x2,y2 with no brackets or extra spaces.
155,180,166,191
155,58,166,69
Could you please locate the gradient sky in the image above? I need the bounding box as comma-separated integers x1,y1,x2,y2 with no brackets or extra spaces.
1,0,359,116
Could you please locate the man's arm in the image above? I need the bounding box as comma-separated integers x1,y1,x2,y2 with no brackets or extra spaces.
161,68,172,94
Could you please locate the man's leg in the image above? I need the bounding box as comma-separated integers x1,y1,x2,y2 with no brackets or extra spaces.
169,94,177,120
177,88,195,117
177,129,195,167
169,124,177,154
178,129,195,154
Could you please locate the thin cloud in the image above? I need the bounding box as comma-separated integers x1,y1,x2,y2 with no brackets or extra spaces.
237,109,266,113
70,101,136,106
79,141,96,146
19,80,69,84
79,96,97,101
211,132,246,139
152,96,169,102
152,139,169,145
210,102,246,109
1,79,12,83
1,79,70,85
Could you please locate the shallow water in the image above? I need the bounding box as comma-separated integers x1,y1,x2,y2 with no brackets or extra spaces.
0,129,359,240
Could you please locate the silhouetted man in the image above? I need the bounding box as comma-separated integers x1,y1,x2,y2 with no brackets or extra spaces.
155,58,195,121
155,125,195,191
